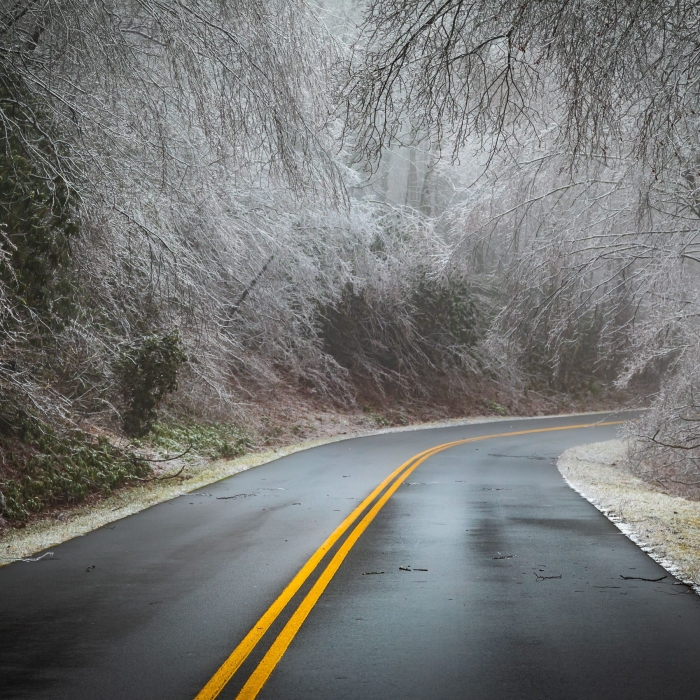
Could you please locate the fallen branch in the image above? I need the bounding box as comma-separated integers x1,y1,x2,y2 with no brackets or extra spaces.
619,574,667,582
140,444,193,463
134,463,187,482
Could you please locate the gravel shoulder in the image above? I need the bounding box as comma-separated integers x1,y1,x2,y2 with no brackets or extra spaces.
558,439,700,592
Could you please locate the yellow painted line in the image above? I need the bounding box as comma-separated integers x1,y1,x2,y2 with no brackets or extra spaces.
197,420,624,700
234,441,456,700
193,442,458,700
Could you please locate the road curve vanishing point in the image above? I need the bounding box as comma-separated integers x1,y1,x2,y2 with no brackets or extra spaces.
197,421,626,700
3,411,700,700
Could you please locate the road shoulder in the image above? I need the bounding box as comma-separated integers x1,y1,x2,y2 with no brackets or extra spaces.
558,439,700,592
2,412,612,566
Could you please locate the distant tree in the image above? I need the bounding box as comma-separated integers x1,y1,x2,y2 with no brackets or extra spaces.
347,0,700,169
347,0,700,474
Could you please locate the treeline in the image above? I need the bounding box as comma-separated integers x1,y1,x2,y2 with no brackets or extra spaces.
2,0,679,523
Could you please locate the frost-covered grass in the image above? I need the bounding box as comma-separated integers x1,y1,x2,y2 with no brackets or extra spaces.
141,422,253,460
558,440,700,591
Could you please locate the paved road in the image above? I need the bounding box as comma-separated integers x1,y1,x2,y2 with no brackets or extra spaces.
3,412,700,700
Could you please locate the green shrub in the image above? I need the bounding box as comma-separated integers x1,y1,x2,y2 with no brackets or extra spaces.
318,273,481,384
411,274,480,357
514,284,627,393
319,283,395,369
114,331,187,437
0,420,149,523
487,400,509,416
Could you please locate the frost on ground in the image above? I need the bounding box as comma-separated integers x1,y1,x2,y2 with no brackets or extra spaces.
3,412,594,566
558,440,700,592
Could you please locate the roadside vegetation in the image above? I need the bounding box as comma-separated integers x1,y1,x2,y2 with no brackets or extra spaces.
0,419,149,524
144,423,252,461
4,0,700,526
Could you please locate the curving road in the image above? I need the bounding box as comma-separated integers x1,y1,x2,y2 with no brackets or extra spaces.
3,411,700,700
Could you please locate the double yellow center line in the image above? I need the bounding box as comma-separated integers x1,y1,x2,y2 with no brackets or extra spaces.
195,420,622,700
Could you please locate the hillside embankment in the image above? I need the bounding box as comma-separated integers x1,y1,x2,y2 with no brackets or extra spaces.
1,368,628,531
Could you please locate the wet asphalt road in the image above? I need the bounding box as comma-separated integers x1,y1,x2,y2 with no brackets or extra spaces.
3,411,700,699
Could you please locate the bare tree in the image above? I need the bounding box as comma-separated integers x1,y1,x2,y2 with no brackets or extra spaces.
0,0,349,427
346,0,700,169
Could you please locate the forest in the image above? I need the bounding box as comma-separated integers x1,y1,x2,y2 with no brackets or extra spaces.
2,0,700,524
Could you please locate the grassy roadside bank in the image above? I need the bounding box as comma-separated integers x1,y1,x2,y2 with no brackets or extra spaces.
558,440,700,593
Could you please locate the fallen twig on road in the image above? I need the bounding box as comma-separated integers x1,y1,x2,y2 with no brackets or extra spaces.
619,574,667,582
134,464,187,482
216,494,255,500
